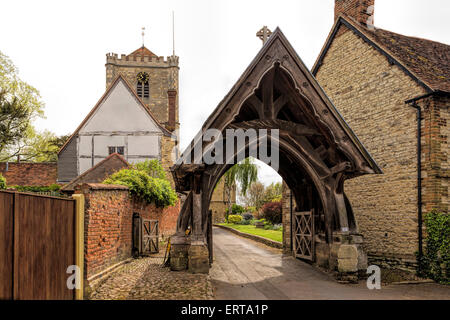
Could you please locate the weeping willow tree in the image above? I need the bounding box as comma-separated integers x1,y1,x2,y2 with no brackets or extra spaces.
221,157,258,222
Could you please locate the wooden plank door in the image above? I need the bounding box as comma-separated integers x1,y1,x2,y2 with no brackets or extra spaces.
293,209,314,261
14,193,76,300
0,191,14,300
142,219,159,254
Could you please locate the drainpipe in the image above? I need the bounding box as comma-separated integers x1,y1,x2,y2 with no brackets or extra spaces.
407,100,423,260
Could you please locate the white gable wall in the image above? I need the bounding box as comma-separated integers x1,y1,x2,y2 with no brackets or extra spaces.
77,79,162,175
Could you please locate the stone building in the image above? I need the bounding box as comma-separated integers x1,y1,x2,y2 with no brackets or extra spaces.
57,74,176,183
58,43,232,213
284,0,449,270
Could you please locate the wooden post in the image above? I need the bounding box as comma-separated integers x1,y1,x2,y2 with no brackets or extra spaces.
72,194,84,300
207,209,213,265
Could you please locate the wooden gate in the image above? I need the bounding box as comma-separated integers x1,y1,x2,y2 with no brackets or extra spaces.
0,190,77,300
142,219,159,254
293,209,315,261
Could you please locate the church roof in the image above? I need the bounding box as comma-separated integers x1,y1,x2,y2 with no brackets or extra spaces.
61,153,129,192
313,16,450,93
58,74,172,155
128,46,158,58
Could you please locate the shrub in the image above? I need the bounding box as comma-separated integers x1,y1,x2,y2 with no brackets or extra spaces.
242,213,254,221
261,201,282,225
0,174,6,189
246,206,257,213
133,159,167,179
226,204,246,215
238,219,252,225
10,184,61,193
228,214,242,224
418,210,449,284
104,168,177,208
253,218,265,225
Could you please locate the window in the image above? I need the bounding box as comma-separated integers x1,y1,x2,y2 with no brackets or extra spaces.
108,146,125,156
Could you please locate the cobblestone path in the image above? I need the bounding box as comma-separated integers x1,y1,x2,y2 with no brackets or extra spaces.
89,252,212,300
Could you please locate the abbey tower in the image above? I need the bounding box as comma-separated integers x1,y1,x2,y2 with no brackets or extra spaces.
105,46,180,133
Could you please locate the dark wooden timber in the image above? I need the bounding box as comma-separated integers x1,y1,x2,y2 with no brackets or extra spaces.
170,28,381,262
0,190,76,300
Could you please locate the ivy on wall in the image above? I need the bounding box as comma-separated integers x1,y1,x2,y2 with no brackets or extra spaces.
418,210,450,284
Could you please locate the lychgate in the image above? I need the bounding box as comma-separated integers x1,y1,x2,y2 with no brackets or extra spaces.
169,28,381,277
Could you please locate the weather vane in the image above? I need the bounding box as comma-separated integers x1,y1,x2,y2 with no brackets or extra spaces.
141,27,145,47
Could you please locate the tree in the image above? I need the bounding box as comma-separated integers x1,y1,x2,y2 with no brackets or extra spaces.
263,182,282,203
242,181,266,209
261,201,282,224
0,51,44,158
221,157,258,222
0,128,70,162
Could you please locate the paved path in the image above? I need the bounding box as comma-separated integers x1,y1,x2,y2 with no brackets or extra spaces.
210,227,450,300
90,250,212,300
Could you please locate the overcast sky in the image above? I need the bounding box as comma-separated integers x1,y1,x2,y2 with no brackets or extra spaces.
1,0,449,186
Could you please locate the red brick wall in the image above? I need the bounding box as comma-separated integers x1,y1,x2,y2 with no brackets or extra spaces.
335,0,374,25
75,183,180,279
418,95,449,214
0,162,57,186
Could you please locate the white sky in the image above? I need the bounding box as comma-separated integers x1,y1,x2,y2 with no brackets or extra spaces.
1,0,449,186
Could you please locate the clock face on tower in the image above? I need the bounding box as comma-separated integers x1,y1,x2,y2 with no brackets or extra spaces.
136,72,149,83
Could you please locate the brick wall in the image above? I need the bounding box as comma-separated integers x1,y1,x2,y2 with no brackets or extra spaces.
315,25,427,263
418,95,449,213
281,181,292,253
335,0,374,25
0,162,57,186
75,183,180,279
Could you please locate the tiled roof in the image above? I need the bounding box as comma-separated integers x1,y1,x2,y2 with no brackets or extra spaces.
128,46,157,58
61,153,129,191
363,26,450,92
313,16,450,93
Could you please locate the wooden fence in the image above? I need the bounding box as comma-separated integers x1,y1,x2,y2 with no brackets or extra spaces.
0,190,84,300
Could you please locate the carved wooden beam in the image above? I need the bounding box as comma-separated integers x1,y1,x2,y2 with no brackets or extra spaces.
273,94,289,117
246,95,264,119
262,68,275,119
229,119,320,136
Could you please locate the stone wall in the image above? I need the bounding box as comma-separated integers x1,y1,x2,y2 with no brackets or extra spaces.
314,25,427,264
75,183,180,280
105,55,179,130
0,162,57,186
209,179,236,223
161,135,177,187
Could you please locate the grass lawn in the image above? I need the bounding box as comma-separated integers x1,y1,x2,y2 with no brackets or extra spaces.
218,223,282,243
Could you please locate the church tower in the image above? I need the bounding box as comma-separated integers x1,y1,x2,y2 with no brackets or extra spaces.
105,45,179,132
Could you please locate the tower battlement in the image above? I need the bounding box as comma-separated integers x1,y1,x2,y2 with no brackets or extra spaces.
106,52,179,67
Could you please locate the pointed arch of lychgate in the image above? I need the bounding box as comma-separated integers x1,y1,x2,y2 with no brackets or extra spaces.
170,28,381,263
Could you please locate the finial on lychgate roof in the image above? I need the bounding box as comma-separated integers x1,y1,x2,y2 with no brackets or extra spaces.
256,26,272,45
141,27,146,47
